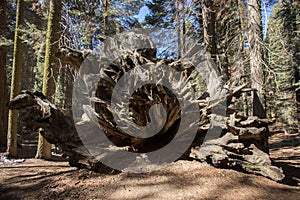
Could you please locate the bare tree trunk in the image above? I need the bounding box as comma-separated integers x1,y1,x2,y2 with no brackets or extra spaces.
176,0,182,58
239,0,248,117
0,0,8,149
58,66,74,116
103,0,109,36
182,0,186,53
6,0,24,157
202,0,217,60
296,88,300,133
248,0,266,118
21,44,35,90
36,0,61,159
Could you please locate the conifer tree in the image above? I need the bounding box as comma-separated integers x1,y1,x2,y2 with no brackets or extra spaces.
0,0,8,149
6,0,24,157
36,0,62,159
264,1,300,132
278,0,300,131
248,0,266,118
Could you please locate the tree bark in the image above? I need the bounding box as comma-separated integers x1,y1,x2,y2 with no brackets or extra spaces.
7,39,282,180
0,0,8,149
6,0,24,157
176,0,182,58
103,0,109,36
8,85,283,181
248,0,266,118
36,0,61,159
202,0,217,60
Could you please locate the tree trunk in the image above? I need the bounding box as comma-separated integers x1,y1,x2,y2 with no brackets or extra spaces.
8,84,284,181
6,0,24,157
297,89,300,133
36,0,61,159
248,0,266,118
176,0,182,58
103,0,109,36
0,0,8,149
21,43,35,91
202,0,217,60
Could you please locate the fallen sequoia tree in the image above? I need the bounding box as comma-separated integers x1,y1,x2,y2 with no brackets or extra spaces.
9,33,284,181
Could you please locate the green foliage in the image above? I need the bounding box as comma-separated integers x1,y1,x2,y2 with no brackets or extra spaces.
3,0,299,136
265,1,299,126
62,0,142,50
144,0,175,28
144,0,202,36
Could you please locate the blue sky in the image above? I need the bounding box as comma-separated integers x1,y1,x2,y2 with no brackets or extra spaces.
135,5,150,23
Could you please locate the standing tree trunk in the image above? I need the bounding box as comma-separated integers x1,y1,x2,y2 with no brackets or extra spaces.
21,43,35,91
176,0,186,57
296,69,300,134
202,0,217,60
176,0,182,58
248,0,266,118
0,0,8,149
7,0,24,157
182,0,186,53
36,0,61,159
103,0,109,36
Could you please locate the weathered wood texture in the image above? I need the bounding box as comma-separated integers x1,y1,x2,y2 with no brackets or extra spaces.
8,46,284,181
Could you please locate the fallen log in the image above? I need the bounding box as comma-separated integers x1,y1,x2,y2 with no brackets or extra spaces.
8,33,284,181
8,85,284,181
8,91,113,172
190,133,284,182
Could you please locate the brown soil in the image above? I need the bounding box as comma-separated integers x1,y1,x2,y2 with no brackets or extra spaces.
0,130,299,200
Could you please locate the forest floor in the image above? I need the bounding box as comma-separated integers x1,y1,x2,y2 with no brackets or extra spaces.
0,127,299,200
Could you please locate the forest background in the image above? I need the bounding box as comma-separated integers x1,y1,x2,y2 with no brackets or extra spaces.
0,0,299,158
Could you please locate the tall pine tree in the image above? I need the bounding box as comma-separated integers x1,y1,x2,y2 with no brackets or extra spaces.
36,0,62,159
0,0,8,149
7,0,24,157
281,0,300,132
248,0,266,118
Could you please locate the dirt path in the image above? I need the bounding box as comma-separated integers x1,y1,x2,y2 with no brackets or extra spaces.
269,132,300,185
0,132,299,200
1,159,299,200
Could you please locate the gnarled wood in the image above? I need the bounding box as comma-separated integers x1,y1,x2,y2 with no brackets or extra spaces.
8,44,284,181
